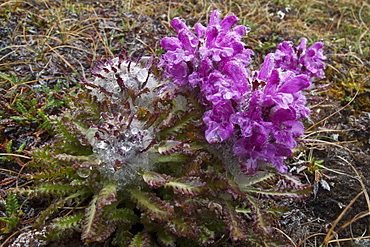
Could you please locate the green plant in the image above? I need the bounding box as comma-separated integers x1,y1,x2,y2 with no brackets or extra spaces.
0,193,22,234
0,80,67,129
20,53,312,246
0,72,31,86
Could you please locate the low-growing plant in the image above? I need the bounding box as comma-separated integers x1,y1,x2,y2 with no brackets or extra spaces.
18,10,325,246
0,193,22,234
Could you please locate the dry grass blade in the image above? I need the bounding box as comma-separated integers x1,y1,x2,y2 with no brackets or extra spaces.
338,156,370,212
305,90,359,132
328,235,370,244
273,227,298,247
0,226,32,247
45,43,80,77
0,153,31,159
322,190,364,245
297,233,327,247
317,156,370,246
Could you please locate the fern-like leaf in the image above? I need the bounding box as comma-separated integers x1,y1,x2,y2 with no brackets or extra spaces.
33,184,77,197
81,183,117,242
165,177,206,196
46,211,84,241
156,140,184,156
130,189,174,222
142,171,169,188
129,231,151,247
223,201,248,241
166,217,200,238
5,193,19,216
157,229,176,247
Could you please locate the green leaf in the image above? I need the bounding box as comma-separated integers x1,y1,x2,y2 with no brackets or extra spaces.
167,217,199,238
246,195,269,233
130,189,174,222
34,183,77,197
0,193,20,233
46,211,84,241
152,153,189,163
142,171,169,188
17,141,27,152
10,116,29,122
157,229,176,247
82,183,118,242
82,196,98,242
165,177,205,196
158,109,200,139
129,231,151,247
224,202,248,241
156,140,183,156
15,100,28,114
242,186,313,198
5,193,19,216
6,140,13,153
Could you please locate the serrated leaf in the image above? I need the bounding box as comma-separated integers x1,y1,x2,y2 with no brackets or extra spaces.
153,153,189,163
156,140,183,155
242,186,312,198
129,231,151,247
5,193,19,216
167,217,199,238
96,183,117,207
82,183,117,242
112,228,133,247
130,189,174,222
47,211,84,241
165,177,205,196
107,207,139,225
63,188,92,204
197,226,215,245
52,154,96,162
81,195,98,242
34,184,77,197
158,109,200,138
142,171,169,188
239,172,276,187
224,202,248,241
246,195,269,233
157,229,176,247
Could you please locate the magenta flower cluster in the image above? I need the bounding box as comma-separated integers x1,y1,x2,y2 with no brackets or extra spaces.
159,10,326,175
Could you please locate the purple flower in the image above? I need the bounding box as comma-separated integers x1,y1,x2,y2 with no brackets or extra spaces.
274,38,326,79
203,100,235,143
159,10,326,175
159,10,253,89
